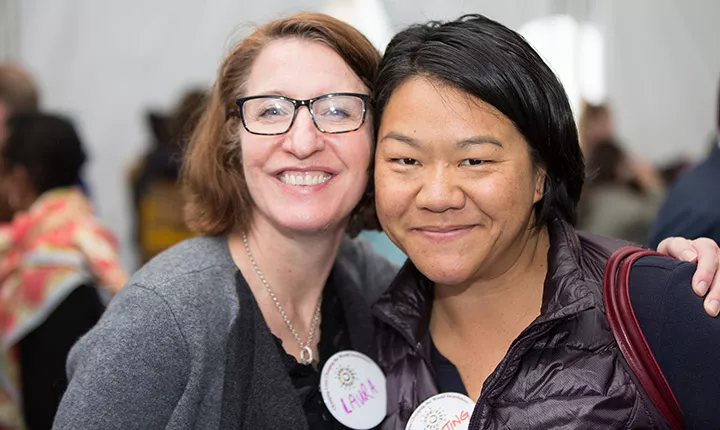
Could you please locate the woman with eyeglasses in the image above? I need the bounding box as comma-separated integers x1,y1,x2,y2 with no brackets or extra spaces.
54,12,720,430
55,13,394,430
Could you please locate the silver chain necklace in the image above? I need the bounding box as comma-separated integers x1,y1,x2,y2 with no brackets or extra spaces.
241,232,322,365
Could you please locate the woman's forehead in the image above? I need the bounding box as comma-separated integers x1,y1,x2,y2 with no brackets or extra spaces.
244,39,367,98
380,77,516,136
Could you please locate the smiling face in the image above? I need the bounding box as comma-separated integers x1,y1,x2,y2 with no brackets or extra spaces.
240,38,373,236
375,77,546,286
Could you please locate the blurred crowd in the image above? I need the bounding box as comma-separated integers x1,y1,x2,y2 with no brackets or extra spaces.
577,99,720,247
0,64,208,427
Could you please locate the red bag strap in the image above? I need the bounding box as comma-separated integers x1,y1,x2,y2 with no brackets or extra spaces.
603,246,685,429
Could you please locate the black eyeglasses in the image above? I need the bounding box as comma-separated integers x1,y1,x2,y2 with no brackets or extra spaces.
235,93,371,135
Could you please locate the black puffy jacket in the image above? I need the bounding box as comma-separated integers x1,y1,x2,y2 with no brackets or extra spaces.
373,219,668,430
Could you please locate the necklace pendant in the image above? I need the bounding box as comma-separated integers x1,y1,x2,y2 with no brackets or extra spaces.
242,232,322,367
299,345,313,365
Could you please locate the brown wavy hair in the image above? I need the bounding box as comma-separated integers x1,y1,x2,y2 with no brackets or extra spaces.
181,13,381,236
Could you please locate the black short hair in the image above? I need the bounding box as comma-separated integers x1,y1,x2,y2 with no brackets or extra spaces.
2,113,87,193
374,14,584,226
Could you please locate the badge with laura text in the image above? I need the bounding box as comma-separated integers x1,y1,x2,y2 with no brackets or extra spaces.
320,351,387,429
405,392,475,430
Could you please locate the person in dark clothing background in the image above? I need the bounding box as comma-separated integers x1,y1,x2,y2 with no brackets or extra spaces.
649,77,720,258
0,113,126,429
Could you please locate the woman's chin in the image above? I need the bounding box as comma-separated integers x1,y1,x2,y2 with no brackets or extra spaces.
273,215,349,237
413,263,475,287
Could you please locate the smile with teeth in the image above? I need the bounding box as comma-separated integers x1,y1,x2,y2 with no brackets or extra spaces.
278,171,333,186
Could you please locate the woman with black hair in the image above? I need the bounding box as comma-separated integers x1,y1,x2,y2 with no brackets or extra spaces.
0,113,126,429
372,14,720,429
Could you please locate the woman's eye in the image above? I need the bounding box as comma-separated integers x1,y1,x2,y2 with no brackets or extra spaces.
259,107,287,117
392,158,420,166
460,159,486,166
321,107,350,118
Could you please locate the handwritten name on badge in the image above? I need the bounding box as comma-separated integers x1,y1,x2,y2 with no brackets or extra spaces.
320,351,387,430
405,393,475,430
340,377,380,414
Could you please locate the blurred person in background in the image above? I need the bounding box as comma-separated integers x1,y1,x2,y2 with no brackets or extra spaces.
0,64,40,224
649,77,720,248
576,101,664,232
578,102,613,157
129,88,206,263
579,139,664,245
0,113,126,429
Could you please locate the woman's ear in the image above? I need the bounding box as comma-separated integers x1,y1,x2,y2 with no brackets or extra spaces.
533,165,547,204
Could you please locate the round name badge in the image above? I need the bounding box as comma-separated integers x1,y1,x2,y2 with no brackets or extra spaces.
405,392,475,430
320,350,387,429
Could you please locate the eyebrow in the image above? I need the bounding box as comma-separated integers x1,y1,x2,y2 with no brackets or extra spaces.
456,135,504,149
244,90,284,97
381,132,504,149
381,132,420,147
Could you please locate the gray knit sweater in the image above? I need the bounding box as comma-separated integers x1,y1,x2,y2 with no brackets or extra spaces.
53,235,398,429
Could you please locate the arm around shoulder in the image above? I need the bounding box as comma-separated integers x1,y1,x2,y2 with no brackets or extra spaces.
53,284,191,429
629,256,720,428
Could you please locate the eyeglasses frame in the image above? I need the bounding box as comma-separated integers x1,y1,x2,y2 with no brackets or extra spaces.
234,92,371,136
